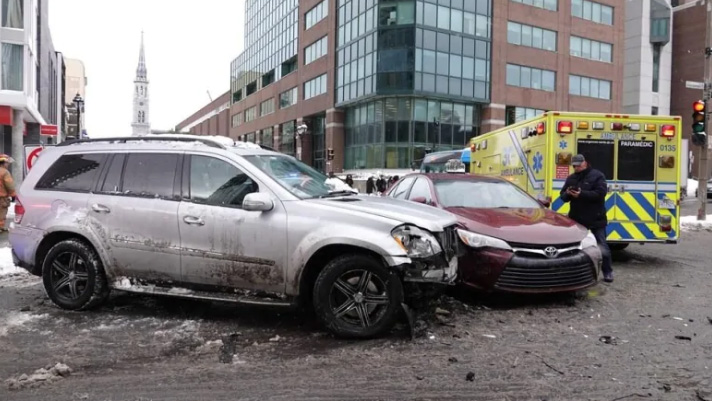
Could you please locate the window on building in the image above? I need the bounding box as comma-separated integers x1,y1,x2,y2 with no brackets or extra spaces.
231,113,243,128
36,154,105,192
304,74,327,100
246,81,257,96
570,36,612,62
260,99,274,117
1,43,23,90
569,75,611,99
122,153,179,199
306,0,328,30
511,0,557,11
652,44,661,93
189,155,258,208
281,56,298,77
507,22,557,51
1,0,23,28
505,106,547,125
652,106,659,115
506,64,556,91
280,87,298,109
244,106,257,122
378,1,415,26
572,0,613,25
262,127,274,148
262,70,275,88
305,36,328,65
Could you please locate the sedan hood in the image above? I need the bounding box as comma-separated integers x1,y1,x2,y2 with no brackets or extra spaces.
445,207,588,245
308,196,458,233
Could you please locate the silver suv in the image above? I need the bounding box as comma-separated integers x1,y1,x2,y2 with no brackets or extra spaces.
10,136,460,338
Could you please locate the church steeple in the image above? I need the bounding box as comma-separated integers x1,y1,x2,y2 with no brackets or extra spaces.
131,31,150,136
136,31,147,81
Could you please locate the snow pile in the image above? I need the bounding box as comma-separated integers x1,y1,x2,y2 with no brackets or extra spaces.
687,179,699,197
4,363,72,391
0,312,49,337
0,247,24,277
681,214,712,231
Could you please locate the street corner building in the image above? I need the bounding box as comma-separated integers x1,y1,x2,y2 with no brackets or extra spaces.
0,0,71,183
176,0,664,177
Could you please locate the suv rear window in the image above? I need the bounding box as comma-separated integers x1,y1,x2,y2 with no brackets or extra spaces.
36,154,105,192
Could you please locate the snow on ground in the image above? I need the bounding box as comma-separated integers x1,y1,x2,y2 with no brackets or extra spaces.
0,312,49,337
0,247,24,277
687,179,698,197
681,214,712,231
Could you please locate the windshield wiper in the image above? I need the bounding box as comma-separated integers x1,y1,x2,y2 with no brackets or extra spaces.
319,190,358,198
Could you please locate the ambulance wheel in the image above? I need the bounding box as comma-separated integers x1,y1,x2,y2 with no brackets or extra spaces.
608,243,629,252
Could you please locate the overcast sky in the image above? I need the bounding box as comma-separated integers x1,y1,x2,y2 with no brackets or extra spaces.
49,0,245,137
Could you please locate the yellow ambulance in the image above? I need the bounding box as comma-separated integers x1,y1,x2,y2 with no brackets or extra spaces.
469,112,682,248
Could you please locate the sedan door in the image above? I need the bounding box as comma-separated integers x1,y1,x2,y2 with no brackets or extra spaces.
178,154,288,293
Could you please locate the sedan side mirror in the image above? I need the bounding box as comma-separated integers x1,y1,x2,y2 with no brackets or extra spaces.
243,193,274,212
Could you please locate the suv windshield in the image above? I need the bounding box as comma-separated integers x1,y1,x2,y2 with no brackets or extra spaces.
434,179,541,209
243,154,333,199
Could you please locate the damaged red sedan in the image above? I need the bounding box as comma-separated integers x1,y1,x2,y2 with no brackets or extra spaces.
387,172,603,293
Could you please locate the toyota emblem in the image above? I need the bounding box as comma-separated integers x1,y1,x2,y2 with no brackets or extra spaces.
544,246,559,258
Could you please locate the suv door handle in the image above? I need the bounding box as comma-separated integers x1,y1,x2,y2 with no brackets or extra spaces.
91,204,111,213
183,216,205,226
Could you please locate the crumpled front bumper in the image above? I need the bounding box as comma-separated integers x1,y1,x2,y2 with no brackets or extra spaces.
391,254,458,284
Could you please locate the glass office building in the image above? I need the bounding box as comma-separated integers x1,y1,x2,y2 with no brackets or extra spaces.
337,0,492,170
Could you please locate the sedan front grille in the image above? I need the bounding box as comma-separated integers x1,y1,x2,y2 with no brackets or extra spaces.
495,252,596,291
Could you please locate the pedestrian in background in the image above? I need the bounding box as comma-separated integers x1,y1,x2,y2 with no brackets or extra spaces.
0,154,17,232
366,176,375,195
560,154,613,282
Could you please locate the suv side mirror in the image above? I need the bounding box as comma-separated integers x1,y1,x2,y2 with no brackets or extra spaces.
411,196,428,205
243,193,274,212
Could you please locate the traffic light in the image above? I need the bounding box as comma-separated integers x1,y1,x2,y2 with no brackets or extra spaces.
691,100,707,146
327,148,335,161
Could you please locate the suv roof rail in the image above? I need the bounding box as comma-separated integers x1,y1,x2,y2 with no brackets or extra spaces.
57,136,227,149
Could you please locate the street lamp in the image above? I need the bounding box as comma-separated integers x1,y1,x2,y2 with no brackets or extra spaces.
73,93,84,139
296,123,308,160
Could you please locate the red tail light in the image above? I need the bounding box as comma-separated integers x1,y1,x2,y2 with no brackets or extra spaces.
611,122,624,130
556,121,573,134
14,198,24,224
536,122,546,135
661,125,675,138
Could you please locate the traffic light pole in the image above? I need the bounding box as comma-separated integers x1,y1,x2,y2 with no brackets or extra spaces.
698,0,712,221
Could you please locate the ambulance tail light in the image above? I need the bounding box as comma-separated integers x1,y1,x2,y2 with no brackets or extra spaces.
661,125,675,138
536,122,546,135
659,215,672,233
556,121,573,134
577,121,589,130
644,124,656,132
611,122,624,130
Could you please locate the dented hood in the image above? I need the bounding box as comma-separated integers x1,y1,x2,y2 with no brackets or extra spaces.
307,196,458,233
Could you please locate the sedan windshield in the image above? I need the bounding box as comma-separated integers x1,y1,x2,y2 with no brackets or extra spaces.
434,179,541,209
243,154,333,199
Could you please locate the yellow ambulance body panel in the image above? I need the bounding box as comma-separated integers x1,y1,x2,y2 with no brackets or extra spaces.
469,112,682,244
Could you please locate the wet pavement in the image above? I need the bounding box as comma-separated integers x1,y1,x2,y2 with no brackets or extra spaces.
1,200,711,400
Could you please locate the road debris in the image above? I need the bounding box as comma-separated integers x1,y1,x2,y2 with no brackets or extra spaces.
5,363,72,390
269,335,281,342
482,334,496,339
435,307,451,316
448,357,458,363
599,335,619,345
465,371,475,382
675,335,692,341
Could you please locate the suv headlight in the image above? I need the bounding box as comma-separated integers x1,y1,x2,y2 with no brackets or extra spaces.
456,229,512,251
581,232,598,249
392,225,442,258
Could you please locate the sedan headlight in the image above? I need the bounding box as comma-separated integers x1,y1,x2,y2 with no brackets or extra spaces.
581,232,598,249
456,229,512,251
392,225,442,258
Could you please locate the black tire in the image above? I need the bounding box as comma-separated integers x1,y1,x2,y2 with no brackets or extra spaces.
312,254,403,339
608,243,629,252
42,239,109,311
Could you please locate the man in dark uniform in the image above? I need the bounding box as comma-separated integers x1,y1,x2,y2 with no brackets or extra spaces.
560,154,613,283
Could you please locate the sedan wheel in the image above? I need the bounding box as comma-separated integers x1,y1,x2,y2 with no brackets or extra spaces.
313,254,403,338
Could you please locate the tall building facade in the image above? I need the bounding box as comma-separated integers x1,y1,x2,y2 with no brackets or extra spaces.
131,32,150,136
671,0,711,178
621,0,672,116
182,0,627,174
0,0,65,182
175,90,231,136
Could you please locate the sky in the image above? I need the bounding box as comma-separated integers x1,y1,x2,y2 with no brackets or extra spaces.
49,0,245,137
